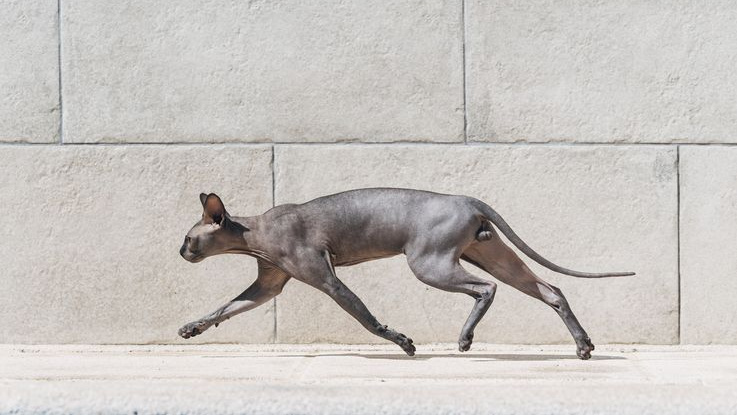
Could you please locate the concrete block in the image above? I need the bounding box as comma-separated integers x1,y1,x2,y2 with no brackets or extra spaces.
0,0,59,142
466,0,737,143
0,145,274,343
274,144,678,344
680,146,737,343
61,0,463,143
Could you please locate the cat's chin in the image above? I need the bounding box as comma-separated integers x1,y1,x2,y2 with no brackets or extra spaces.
182,254,205,263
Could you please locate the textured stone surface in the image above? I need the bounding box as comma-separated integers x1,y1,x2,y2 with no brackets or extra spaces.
3,345,737,415
466,0,737,143
0,145,273,343
680,147,737,344
274,145,678,344
0,0,59,142
61,0,463,143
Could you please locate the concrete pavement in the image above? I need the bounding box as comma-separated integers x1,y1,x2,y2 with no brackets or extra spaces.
1,344,736,415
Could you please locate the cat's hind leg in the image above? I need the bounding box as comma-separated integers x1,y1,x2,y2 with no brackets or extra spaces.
406,252,497,352
462,231,595,360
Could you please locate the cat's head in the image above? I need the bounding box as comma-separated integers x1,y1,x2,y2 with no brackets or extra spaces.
179,193,246,263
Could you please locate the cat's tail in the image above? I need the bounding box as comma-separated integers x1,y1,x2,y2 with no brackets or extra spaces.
472,199,635,278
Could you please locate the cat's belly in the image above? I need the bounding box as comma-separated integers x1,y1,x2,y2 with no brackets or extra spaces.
323,220,410,267
333,251,402,267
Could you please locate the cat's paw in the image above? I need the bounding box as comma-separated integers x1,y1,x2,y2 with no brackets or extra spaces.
178,320,209,339
396,334,415,356
576,337,595,360
458,332,474,352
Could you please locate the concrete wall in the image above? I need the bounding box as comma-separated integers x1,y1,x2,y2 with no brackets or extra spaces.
0,0,734,345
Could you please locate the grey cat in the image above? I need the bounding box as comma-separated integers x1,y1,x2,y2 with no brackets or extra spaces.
179,188,633,359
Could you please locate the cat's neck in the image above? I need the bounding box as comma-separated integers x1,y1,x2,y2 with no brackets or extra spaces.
227,215,272,259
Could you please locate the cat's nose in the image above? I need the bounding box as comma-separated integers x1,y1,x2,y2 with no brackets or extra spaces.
179,244,186,257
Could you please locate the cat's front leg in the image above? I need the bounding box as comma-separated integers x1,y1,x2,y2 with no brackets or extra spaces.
178,260,291,339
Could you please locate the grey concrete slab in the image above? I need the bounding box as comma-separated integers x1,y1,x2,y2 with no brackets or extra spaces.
0,145,274,343
273,145,678,345
466,0,737,143
680,146,737,344
0,0,59,142
1,344,736,415
61,0,464,143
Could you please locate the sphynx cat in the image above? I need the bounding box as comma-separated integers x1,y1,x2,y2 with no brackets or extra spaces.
179,188,633,359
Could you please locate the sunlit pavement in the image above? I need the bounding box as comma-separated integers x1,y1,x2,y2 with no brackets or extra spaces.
2,344,736,415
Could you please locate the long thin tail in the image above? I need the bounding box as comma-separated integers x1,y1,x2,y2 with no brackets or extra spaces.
473,200,635,278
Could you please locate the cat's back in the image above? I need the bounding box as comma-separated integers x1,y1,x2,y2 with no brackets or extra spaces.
299,187,454,213
294,187,473,236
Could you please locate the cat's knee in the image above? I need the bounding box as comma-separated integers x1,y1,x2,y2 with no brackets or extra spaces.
543,285,569,311
478,281,497,301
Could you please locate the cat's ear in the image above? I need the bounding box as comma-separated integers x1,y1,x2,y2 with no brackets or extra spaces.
202,193,227,225
199,193,208,207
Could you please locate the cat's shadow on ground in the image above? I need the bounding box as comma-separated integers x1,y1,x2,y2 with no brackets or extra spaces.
207,353,624,361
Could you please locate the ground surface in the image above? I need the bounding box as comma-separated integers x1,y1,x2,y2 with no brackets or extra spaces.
1,344,736,415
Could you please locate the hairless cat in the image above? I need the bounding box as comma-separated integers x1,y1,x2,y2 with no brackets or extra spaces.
179,188,634,359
